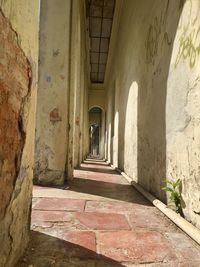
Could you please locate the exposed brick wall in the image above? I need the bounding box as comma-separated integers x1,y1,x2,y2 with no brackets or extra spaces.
0,9,32,266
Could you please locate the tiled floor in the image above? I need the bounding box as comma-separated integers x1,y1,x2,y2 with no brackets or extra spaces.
17,160,200,266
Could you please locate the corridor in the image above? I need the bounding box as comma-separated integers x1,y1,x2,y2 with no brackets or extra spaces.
2,1,200,266
17,160,200,267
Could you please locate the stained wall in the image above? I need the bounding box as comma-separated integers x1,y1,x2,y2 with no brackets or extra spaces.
72,0,90,169
0,0,39,266
105,0,200,228
166,0,200,228
34,0,71,185
34,0,89,184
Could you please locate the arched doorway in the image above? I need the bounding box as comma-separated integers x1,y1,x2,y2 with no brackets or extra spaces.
89,107,103,158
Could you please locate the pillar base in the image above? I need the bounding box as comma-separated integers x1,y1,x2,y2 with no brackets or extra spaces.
33,170,65,186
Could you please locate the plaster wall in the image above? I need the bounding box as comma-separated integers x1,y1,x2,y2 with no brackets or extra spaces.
89,86,105,111
82,101,89,160
100,110,106,159
106,0,200,228
73,1,89,168
80,58,90,163
166,0,200,228
0,1,39,266
105,88,112,163
68,0,90,172
82,74,90,160
73,1,81,169
35,0,89,182
34,0,71,185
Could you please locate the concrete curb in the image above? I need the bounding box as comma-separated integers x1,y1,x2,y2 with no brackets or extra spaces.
110,164,200,245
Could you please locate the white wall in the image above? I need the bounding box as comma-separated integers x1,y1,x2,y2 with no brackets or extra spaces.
105,0,200,229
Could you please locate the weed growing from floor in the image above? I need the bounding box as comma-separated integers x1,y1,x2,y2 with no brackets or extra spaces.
162,179,184,217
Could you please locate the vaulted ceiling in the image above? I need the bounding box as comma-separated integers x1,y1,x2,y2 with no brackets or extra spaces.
86,0,116,84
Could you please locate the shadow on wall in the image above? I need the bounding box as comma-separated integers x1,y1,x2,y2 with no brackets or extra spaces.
110,0,186,202
137,0,186,202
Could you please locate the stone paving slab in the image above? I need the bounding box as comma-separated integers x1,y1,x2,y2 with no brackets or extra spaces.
62,231,96,257
76,167,127,184
16,160,200,266
128,209,172,231
33,186,124,202
33,198,86,212
98,230,177,263
75,212,131,230
32,210,73,222
85,200,152,214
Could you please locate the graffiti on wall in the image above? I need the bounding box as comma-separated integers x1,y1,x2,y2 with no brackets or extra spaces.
146,0,172,65
175,1,200,68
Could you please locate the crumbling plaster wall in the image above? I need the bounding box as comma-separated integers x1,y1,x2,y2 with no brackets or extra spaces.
166,0,200,228
73,0,90,168
106,0,199,223
105,2,185,210
67,0,90,175
34,0,71,185
82,78,90,160
135,0,183,200
35,0,89,183
106,0,200,228
0,1,38,266
79,61,90,163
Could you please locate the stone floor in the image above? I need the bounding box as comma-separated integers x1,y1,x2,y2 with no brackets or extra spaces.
17,160,200,267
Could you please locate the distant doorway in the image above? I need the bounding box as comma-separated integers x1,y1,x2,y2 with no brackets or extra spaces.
89,124,100,156
89,107,102,158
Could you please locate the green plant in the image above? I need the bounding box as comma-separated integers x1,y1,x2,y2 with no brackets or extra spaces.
162,179,184,217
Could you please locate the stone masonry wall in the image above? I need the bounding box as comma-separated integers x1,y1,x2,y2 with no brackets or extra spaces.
0,0,38,265
0,9,32,267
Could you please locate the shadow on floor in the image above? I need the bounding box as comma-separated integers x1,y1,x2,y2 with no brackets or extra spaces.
16,231,125,267
69,177,152,205
83,160,108,166
77,166,121,175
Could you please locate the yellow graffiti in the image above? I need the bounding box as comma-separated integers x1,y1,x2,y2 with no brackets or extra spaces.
175,0,200,68
175,26,200,68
